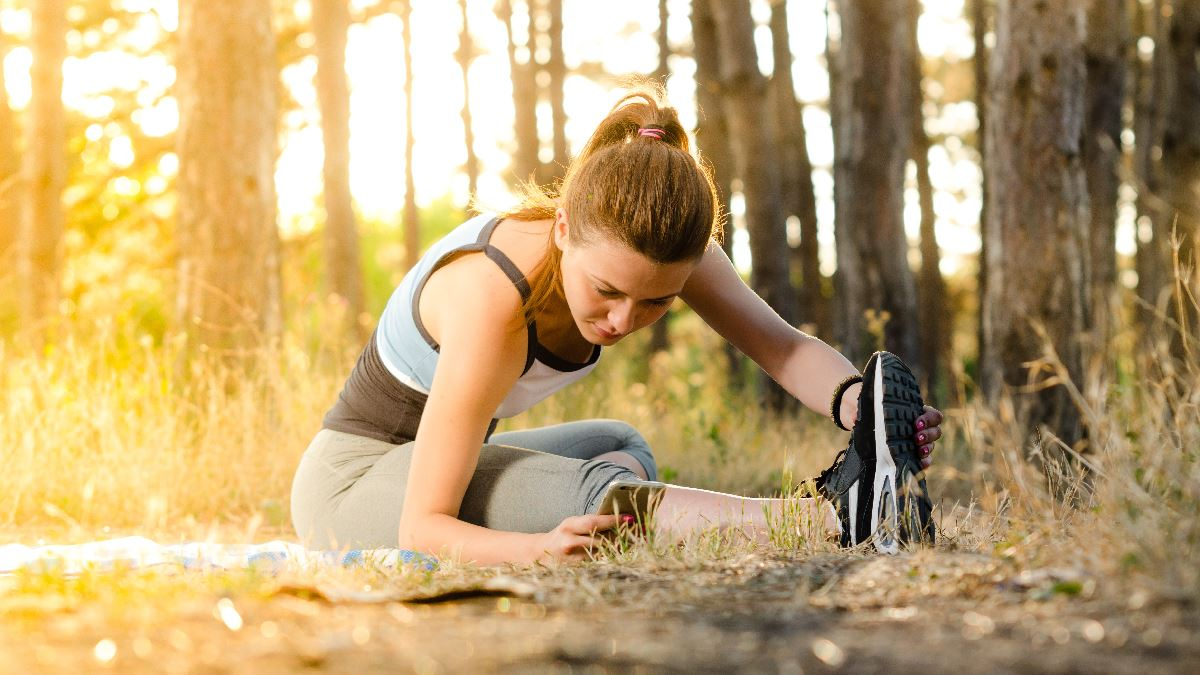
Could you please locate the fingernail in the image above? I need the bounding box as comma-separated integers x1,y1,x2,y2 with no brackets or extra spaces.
917,433,926,443
916,420,925,430
621,514,635,524
921,445,931,456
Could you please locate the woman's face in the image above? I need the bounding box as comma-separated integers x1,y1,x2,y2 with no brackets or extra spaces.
554,209,697,346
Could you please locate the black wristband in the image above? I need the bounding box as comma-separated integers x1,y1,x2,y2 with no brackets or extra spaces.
829,374,863,431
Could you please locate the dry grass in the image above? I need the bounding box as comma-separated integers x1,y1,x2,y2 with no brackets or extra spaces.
1,269,1199,670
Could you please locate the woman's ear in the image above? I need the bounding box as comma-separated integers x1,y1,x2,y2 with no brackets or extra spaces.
553,208,570,251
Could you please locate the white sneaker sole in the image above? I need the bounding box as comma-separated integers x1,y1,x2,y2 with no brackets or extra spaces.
870,359,899,554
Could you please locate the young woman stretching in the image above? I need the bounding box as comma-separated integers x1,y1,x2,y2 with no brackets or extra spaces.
290,90,944,563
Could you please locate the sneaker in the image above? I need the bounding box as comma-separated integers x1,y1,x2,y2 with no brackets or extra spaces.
816,351,935,553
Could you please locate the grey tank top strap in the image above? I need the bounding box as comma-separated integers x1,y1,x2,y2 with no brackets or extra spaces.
408,217,538,375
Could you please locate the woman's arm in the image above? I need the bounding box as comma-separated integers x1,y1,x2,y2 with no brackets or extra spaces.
680,243,865,427
398,254,618,564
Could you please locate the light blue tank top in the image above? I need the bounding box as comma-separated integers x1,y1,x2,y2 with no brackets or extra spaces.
375,214,600,418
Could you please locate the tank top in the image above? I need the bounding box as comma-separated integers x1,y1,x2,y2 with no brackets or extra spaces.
322,214,600,444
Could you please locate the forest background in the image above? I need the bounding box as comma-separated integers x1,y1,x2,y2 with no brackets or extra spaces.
0,0,1199,669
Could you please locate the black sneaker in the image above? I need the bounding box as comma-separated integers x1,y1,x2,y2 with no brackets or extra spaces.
816,351,935,553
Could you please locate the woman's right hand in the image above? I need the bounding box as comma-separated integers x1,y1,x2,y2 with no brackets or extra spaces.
534,514,624,562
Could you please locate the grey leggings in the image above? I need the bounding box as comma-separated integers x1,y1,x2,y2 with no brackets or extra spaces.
290,420,656,549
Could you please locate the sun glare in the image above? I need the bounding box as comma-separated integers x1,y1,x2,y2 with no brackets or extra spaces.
1,0,986,264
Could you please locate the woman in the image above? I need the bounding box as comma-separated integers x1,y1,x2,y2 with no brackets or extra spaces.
290,89,944,563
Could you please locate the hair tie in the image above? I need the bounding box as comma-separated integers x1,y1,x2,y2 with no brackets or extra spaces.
638,127,666,140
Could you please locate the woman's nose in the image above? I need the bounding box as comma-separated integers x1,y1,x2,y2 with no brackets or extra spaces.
608,301,635,334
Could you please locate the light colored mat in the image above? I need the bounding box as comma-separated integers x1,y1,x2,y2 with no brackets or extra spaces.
0,536,436,575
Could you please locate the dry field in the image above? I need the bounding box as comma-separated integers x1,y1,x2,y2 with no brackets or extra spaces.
2,300,1198,672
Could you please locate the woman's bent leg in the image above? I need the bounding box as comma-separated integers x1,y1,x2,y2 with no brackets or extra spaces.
290,429,640,549
490,419,657,481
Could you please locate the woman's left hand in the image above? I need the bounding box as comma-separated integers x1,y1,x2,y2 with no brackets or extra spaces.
913,406,943,469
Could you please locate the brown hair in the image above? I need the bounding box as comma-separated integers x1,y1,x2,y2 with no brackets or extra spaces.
501,85,722,319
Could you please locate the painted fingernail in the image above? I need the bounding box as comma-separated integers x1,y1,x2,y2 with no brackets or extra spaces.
621,514,635,524
916,420,926,430
917,433,926,443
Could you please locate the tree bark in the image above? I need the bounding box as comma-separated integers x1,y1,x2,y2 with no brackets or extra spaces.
981,0,1091,447
1134,0,1170,328
910,0,950,399
544,0,567,182
691,0,744,386
1083,0,1129,348
972,0,990,372
770,0,827,338
0,32,19,267
176,0,282,355
1157,0,1200,357
313,0,365,337
830,0,921,371
649,0,671,355
498,0,540,185
19,0,67,334
708,0,799,409
457,0,480,199
401,0,420,270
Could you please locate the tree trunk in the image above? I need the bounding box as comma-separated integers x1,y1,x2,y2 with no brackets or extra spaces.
1157,0,1200,358
176,0,282,355
972,0,990,372
457,0,480,199
649,0,671,355
1083,0,1129,349
19,0,67,334
830,0,921,371
313,0,365,338
691,0,744,386
0,32,19,267
910,0,950,399
1134,0,1170,329
498,0,540,185
981,0,1091,448
401,0,420,270
770,0,827,339
708,0,799,409
544,0,567,182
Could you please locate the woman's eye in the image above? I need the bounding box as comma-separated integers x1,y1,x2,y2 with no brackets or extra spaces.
596,288,620,298
646,298,673,307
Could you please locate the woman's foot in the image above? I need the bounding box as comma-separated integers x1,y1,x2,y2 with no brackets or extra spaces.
816,351,936,553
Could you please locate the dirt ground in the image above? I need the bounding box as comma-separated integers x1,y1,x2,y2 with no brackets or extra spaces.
2,548,1197,674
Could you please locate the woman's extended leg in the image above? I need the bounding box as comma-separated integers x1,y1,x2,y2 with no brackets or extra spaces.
651,486,837,545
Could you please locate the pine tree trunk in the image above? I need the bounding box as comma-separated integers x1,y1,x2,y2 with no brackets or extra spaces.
1157,0,1200,356
1134,0,1170,327
972,0,990,371
649,0,671,355
19,0,67,334
0,32,19,267
498,0,540,185
770,0,827,338
313,0,365,337
176,0,282,355
545,0,567,181
708,0,798,409
1083,0,1129,349
401,0,420,270
830,0,921,371
457,0,480,199
691,0,744,386
910,0,950,399
981,0,1091,447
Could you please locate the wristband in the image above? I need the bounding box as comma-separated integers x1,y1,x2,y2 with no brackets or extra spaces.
829,374,863,431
